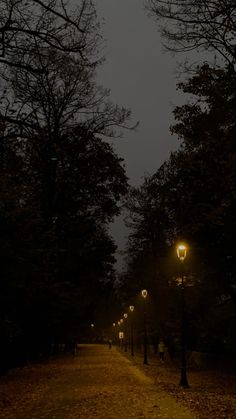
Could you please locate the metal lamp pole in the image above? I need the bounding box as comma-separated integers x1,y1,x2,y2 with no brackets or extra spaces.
90,324,95,343
117,321,121,348
141,289,148,365
112,323,116,345
123,313,128,352
177,243,189,388
120,319,124,350
129,305,134,356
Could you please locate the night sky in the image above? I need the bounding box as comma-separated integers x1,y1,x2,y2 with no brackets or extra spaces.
96,0,184,265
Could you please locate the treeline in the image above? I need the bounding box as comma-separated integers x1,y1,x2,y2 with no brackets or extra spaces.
119,1,236,355
0,0,129,372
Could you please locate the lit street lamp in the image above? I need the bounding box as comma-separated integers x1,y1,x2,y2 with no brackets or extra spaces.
129,305,134,356
90,323,95,343
117,321,121,347
141,289,148,298
120,318,124,349
112,323,116,344
124,313,128,352
177,243,189,388
141,289,148,365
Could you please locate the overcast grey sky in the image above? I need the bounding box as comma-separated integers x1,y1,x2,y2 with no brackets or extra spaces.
96,0,184,266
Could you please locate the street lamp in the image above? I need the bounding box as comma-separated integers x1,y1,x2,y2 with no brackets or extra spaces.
129,305,134,356
90,323,95,343
120,318,124,349
141,289,148,365
177,244,187,261
141,289,148,298
124,313,128,352
112,323,116,345
176,243,189,388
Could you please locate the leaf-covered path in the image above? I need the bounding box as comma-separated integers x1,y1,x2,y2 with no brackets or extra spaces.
0,344,195,419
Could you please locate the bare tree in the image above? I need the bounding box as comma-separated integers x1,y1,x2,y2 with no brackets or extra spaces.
0,0,132,139
3,47,130,140
0,0,100,72
145,0,236,65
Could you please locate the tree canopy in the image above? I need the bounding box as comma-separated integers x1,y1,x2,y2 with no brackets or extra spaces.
123,63,236,351
0,0,131,370
145,0,236,66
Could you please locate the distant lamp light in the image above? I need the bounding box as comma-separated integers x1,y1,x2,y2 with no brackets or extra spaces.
113,323,116,327
124,313,128,319
177,244,187,261
129,305,134,312
91,323,94,328
51,156,58,161
120,319,124,324
141,289,148,298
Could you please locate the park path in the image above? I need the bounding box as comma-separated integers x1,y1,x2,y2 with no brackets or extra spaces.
0,344,196,419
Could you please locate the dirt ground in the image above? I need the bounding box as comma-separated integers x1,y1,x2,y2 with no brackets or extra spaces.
1,344,236,418
0,344,195,419
123,348,236,419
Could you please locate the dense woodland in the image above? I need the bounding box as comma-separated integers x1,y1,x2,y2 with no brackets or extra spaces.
118,0,236,356
1,0,236,373
0,0,131,372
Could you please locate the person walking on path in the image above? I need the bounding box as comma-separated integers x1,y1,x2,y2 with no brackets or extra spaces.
158,339,165,361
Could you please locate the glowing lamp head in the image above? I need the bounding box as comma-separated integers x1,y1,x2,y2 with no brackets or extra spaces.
120,318,124,324
124,313,128,319
113,323,116,327
141,289,148,298
91,323,94,328
176,244,187,261
129,305,134,312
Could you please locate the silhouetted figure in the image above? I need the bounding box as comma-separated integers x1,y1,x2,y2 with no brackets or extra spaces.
158,340,165,361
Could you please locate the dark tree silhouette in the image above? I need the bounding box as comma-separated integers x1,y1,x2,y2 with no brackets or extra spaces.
0,0,131,370
145,0,236,66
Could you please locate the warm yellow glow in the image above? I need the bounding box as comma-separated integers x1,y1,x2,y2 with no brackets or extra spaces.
124,313,128,319
141,289,148,298
176,243,187,261
113,323,116,327
118,321,120,326
91,323,94,328
129,305,134,312
120,318,124,324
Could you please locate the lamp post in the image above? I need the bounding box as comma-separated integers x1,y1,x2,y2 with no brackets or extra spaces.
129,305,134,356
120,318,124,350
112,323,116,345
117,321,121,348
141,289,148,365
90,323,95,343
177,243,189,388
123,313,128,352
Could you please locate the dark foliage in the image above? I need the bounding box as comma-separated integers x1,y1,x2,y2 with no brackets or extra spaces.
0,0,130,372
122,64,236,352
